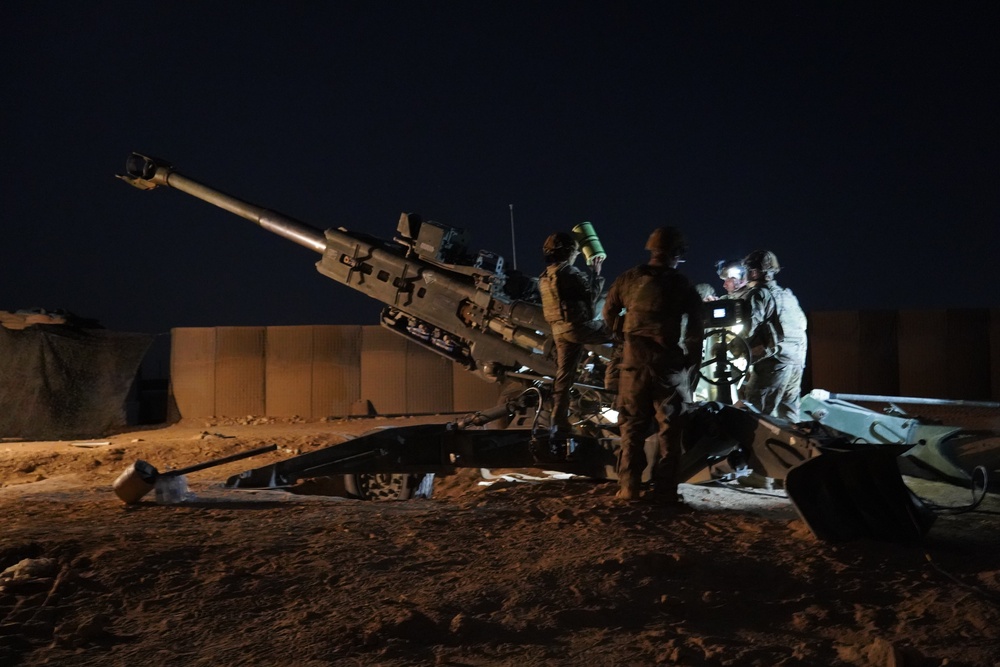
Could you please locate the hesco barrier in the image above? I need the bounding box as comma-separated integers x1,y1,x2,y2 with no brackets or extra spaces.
169,309,1000,419
170,325,500,418
808,309,999,402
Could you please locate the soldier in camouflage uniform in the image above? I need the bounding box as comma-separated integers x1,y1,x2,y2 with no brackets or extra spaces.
716,259,749,299
539,232,610,438
601,227,703,503
740,250,808,422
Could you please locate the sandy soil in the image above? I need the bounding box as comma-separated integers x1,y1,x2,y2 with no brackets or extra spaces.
1,415,999,666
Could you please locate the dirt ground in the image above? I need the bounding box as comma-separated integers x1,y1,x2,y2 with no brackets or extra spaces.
1,415,999,666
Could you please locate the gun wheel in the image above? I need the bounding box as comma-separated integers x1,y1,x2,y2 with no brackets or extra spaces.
699,328,751,387
351,473,434,501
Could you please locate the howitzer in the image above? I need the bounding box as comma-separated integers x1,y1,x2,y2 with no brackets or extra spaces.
119,153,565,386
119,153,998,543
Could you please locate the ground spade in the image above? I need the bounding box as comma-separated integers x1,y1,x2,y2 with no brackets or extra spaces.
113,444,278,504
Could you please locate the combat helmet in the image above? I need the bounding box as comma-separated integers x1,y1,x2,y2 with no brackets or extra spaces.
645,226,687,257
742,250,781,275
543,232,579,262
716,259,746,281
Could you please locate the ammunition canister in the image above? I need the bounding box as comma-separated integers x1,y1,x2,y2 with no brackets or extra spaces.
572,221,606,265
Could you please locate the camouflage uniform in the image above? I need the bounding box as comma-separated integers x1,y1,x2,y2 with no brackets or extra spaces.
743,281,808,421
722,284,750,300
539,261,609,431
602,264,703,500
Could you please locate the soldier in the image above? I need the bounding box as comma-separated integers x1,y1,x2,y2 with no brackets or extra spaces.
602,227,703,503
695,283,718,302
539,232,610,440
740,250,808,421
716,259,748,298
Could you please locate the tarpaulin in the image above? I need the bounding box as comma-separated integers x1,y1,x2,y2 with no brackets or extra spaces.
0,325,152,440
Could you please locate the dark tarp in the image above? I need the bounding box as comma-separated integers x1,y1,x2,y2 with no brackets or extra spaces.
0,325,153,440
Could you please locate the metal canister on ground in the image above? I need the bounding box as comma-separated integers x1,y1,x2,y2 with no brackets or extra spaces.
112,460,158,504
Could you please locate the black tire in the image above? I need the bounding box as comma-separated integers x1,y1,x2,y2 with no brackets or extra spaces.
350,473,434,501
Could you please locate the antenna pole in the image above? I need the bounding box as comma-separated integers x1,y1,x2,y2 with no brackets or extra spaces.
509,204,518,270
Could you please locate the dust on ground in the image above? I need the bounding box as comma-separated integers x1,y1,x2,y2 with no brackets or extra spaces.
1,415,999,666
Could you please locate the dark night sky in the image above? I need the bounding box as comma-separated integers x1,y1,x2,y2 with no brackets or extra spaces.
2,2,997,335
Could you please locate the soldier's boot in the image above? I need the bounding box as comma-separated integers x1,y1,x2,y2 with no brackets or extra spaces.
649,489,686,507
648,476,681,502
615,473,641,501
548,425,572,461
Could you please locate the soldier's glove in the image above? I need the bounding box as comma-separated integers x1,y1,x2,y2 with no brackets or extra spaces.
727,338,747,359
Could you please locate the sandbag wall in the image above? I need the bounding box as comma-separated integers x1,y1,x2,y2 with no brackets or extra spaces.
170,325,501,419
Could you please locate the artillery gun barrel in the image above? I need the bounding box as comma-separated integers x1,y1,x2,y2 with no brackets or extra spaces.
119,153,327,253
119,152,559,379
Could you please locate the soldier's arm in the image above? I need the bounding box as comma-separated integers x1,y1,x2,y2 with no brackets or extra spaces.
683,286,705,362
744,288,779,351
744,288,769,339
601,277,624,332
590,272,606,301
566,266,593,297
